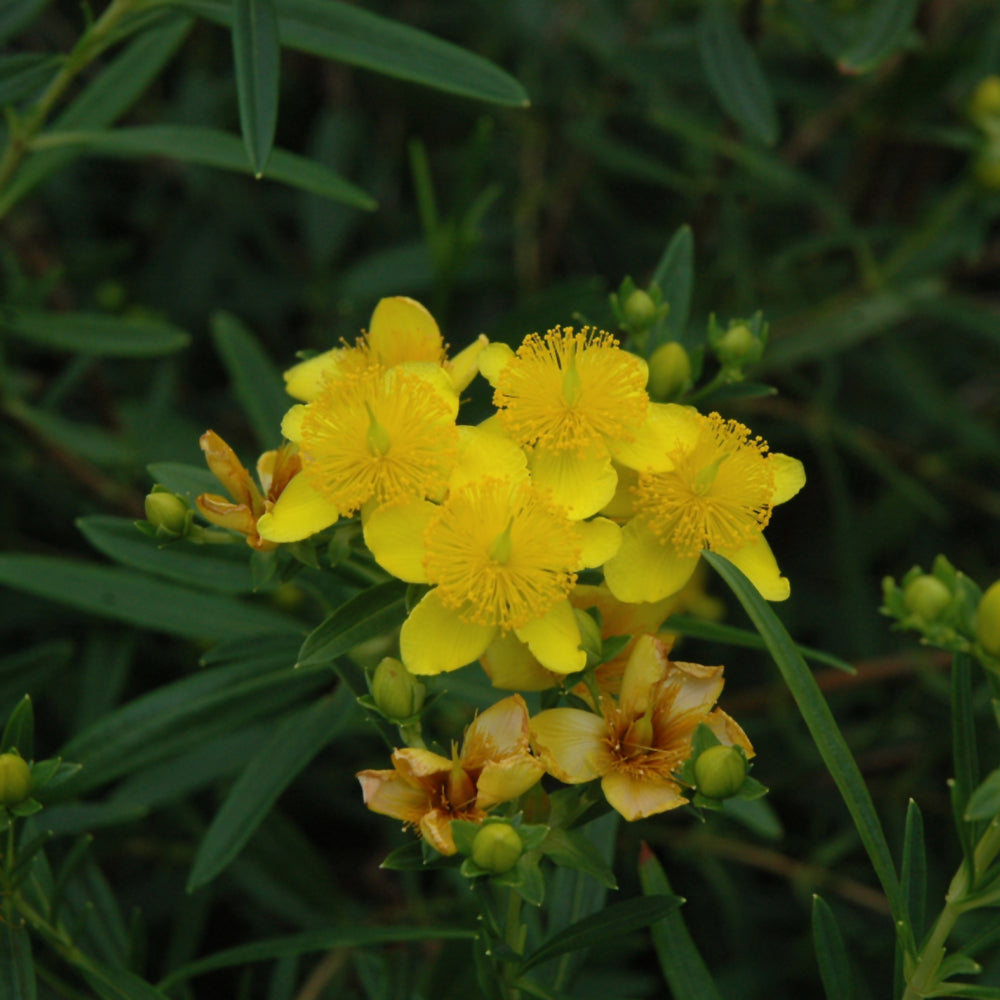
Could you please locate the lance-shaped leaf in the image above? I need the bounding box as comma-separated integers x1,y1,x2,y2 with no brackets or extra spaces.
0,309,190,356
232,0,280,174
838,0,920,74
812,895,854,1000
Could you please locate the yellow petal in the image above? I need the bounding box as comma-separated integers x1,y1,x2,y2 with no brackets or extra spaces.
283,349,349,402
599,464,639,520
476,755,545,809
368,296,444,367
447,334,489,393
281,404,308,444
666,660,725,716
479,632,558,691
478,342,515,387
577,517,622,569
356,768,428,823
529,708,612,783
363,499,434,583
618,635,671,719
463,694,532,759
600,771,686,820
603,519,699,603
256,472,339,543
528,449,618,520
392,747,454,784
451,425,528,494
770,452,806,506
514,599,586,674
419,808,459,855
725,534,790,601
570,583,676,638
611,402,699,473
704,708,754,757
400,589,497,674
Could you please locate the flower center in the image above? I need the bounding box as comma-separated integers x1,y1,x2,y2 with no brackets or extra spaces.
634,412,774,557
300,367,458,515
494,327,649,455
423,478,581,630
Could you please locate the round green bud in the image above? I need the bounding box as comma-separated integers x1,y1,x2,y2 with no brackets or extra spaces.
370,656,426,720
716,324,755,365
144,490,190,536
973,144,1000,190
976,581,1000,657
969,76,1000,130
471,823,523,874
647,341,692,400
693,744,747,800
623,289,658,330
0,753,32,807
903,575,951,621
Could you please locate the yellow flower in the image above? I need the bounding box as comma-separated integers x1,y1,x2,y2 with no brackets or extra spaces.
603,405,805,603
256,364,460,544
195,430,302,550
363,477,622,675
480,326,660,519
529,635,751,821
284,296,487,401
356,694,544,855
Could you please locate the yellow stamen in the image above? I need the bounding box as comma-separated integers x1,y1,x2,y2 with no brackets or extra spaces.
423,478,581,631
494,326,648,455
634,412,774,557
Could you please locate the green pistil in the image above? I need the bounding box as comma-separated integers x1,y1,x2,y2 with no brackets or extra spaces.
365,402,392,455
561,350,583,406
489,517,515,564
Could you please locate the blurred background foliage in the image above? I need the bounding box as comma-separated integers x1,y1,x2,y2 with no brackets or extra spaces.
2,0,1000,997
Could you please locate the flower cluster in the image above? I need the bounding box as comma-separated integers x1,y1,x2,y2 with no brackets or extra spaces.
188,296,803,857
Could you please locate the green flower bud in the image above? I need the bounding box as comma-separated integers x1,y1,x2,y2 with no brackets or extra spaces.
693,744,747,800
144,489,191,536
903,574,951,622
969,76,1000,131
573,608,603,667
0,753,32,807
623,289,658,331
647,341,692,400
471,823,523,874
716,324,755,365
973,143,1000,190
976,581,1000,657
370,657,426,720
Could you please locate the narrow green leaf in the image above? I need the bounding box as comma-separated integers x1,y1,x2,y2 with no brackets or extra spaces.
80,961,169,1000
0,0,52,47
0,15,193,216
703,551,906,923
77,516,256,594
146,462,219,500
210,311,290,451
32,125,376,209
638,844,721,1000
187,688,355,890
5,397,136,467
0,556,300,640
0,920,35,1000
838,0,920,74
1,695,33,759
0,54,59,106
782,0,847,62
159,926,474,990
57,637,319,795
698,0,779,145
926,985,1000,999
663,613,855,672
0,309,190,356
901,799,926,944
514,980,574,1000
648,225,694,354
296,580,406,667
517,895,681,975
812,895,854,1000
966,769,1000,822
232,0,280,174
540,828,617,889
174,0,529,107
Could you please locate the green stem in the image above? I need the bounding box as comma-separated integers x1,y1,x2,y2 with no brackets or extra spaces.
0,0,144,206
503,887,524,1000
901,818,1000,1000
